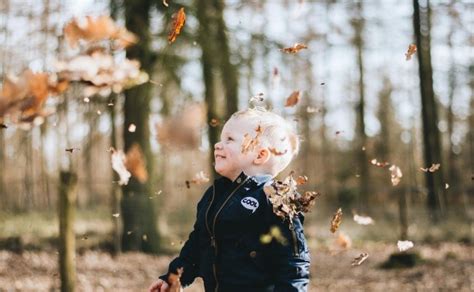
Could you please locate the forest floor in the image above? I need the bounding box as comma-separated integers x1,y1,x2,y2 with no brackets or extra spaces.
0,242,472,291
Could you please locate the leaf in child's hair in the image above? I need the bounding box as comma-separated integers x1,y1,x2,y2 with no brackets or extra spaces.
295,175,308,185
335,232,352,249
168,267,184,292
389,164,402,186
109,147,131,185
353,214,374,225
168,8,186,44
330,208,343,233
351,253,369,266
285,91,300,107
264,174,319,221
405,44,417,61
280,43,308,54
397,240,414,252
269,147,288,156
250,92,265,103
125,143,148,183
241,125,263,154
420,163,440,173
65,147,80,153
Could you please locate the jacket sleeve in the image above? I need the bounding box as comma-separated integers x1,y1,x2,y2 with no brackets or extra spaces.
159,191,208,287
263,197,311,292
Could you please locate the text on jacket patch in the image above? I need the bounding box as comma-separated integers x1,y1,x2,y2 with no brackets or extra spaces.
241,197,259,213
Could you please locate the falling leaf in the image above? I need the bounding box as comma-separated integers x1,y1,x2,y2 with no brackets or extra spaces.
112,213,120,218
168,267,183,292
285,91,300,107
163,0,169,7
295,175,308,185
306,106,320,113
420,163,440,173
351,253,369,266
185,180,191,189
370,158,390,168
280,43,308,54
125,143,148,183
335,130,344,136
353,214,374,225
209,118,220,127
264,174,319,221
168,8,186,44
389,165,403,186
335,232,352,249
142,234,148,241
330,208,343,233
109,147,131,185
188,171,210,186
0,123,7,129
320,82,325,85
397,240,414,252
64,15,137,48
65,148,80,153
445,183,449,189
260,225,288,245
128,123,136,132
405,44,417,61
81,235,88,240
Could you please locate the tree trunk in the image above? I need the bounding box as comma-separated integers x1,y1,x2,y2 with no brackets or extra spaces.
212,0,239,118
122,0,160,253
352,1,370,213
58,171,77,292
413,0,444,222
197,0,220,179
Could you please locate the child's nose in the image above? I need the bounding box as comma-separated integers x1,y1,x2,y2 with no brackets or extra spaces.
214,142,223,150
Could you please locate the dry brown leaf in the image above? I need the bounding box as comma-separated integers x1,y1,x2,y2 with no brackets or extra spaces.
168,8,186,44
168,267,183,292
295,175,308,185
370,158,390,168
65,148,80,153
335,232,352,249
285,91,300,107
125,143,148,183
281,43,308,54
420,163,440,173
269,147,288,156
109,147,131,185
351,253,369,266
389,164,403,186
241,125,263,154
330,208,343,233
405,44,417,61
64,16,137,48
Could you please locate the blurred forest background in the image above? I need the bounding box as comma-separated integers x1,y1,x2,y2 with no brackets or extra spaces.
0,0,472,291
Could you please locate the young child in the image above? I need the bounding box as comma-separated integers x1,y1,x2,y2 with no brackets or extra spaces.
148,108,310,292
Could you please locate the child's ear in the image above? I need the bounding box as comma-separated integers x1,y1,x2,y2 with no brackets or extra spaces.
253,148,270,165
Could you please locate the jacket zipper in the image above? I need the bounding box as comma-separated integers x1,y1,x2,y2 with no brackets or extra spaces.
205,178,249,292
289,221,299,256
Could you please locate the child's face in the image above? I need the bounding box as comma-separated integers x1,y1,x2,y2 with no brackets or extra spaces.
214,117,258,180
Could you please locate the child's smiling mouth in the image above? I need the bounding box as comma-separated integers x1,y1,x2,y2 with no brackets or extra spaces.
215,154,226,159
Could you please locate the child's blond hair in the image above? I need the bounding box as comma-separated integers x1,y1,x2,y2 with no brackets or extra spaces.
231,107,300,175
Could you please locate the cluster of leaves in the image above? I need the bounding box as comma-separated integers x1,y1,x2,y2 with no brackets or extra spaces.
369,159,403,186
263,173,320,223
0,15,147,128
241,125,263,154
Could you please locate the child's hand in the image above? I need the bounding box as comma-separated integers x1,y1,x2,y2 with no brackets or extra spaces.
148,279,169,292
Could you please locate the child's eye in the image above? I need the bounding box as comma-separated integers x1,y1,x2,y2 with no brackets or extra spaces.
226,137,234,142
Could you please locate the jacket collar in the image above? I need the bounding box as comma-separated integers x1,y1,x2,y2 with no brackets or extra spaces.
216,171,273,187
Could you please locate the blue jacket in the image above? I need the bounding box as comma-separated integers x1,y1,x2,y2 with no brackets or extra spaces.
160,172,310,291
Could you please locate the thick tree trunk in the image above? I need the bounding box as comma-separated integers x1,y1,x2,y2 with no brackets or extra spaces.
58,171,77,292
353,1,370,212
212,0,239,118
197,0,220,179
413,0,444,222
122,0,160,253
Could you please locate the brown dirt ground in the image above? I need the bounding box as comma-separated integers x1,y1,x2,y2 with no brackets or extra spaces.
0,242,472,291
